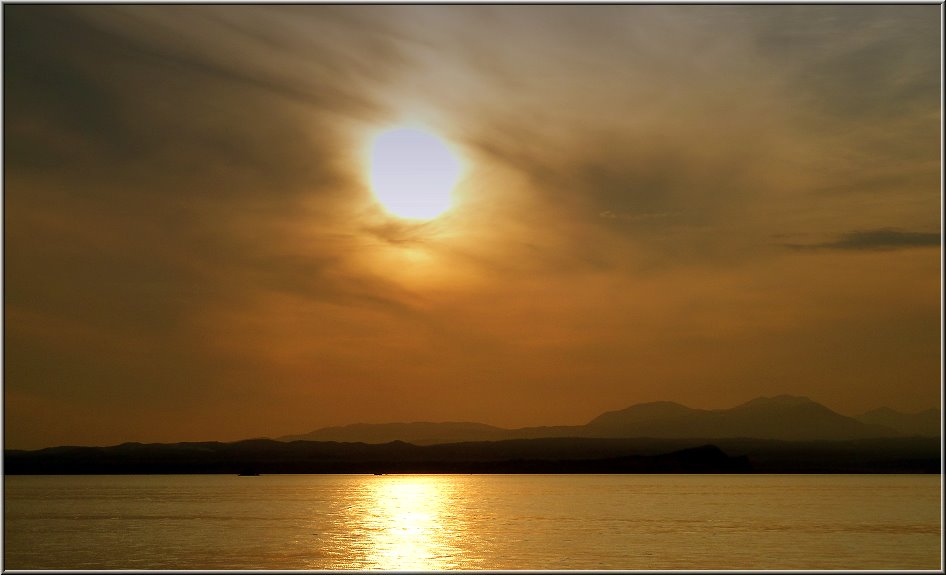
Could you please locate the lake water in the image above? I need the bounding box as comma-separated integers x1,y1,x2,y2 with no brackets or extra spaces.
3,474,940,570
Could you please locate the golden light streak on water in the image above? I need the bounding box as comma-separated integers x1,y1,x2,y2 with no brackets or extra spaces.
3,474,940,570
364,477,448,569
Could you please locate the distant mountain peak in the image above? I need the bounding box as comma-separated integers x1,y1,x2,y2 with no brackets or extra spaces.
636,400,690,408
587,400,694,425
605,400,691,413
276,394,934,446
740,394,815,406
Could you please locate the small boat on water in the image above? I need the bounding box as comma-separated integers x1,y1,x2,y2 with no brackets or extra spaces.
238,470,260,476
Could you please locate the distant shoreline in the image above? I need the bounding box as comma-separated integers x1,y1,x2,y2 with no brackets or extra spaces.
5,436,940,475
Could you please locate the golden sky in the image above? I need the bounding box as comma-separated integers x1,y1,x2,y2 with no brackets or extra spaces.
3,5,941,449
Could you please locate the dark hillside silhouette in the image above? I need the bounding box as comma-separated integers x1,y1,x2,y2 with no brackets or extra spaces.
279,395,929,444
6,396,937,475
587,395,900,441
279,421,511,444
5,436,938,475
855,407,941,437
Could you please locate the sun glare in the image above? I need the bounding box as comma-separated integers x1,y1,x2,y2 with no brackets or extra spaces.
369,127,461,220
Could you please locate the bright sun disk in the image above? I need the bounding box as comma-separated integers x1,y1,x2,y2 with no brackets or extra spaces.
369,127,461,220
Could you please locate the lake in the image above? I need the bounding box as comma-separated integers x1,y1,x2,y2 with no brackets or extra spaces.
2,474,940,570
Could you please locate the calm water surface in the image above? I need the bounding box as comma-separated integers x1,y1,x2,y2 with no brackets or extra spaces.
3,474,940,570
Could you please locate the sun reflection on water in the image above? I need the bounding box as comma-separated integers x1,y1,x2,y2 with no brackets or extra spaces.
357,475,461,570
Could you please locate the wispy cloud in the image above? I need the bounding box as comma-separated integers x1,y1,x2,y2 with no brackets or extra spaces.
3,5,940,449
783,228,940,252
598,210,680,222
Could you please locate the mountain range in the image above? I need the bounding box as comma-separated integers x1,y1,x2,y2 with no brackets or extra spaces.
278,395,940,445
855,406,941,437
6,396,939,475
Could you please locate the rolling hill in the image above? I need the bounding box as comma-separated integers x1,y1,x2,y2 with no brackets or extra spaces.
855,406,941,437
279,395,932,444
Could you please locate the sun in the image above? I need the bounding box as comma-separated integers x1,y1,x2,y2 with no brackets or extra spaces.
368,127,461,220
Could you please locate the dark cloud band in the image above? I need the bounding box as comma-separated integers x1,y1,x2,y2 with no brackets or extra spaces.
784,229,941,252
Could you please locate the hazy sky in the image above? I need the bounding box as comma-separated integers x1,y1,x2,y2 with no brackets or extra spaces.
4,5,941,449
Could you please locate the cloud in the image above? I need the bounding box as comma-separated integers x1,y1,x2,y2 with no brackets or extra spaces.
3,7,420,429
598,211,679,222
783,228,941,252
3,5,940,448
